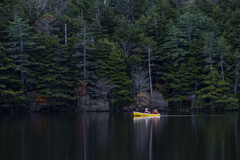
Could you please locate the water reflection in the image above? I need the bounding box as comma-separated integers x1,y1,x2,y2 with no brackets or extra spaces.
0,112,240,160
133,117,160,160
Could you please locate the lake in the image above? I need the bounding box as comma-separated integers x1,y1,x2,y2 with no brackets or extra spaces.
0,111,239,160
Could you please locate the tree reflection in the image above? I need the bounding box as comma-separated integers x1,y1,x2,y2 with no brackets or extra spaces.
0,113,239,160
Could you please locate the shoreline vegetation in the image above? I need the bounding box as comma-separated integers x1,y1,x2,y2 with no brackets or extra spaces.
1,106,239,113
1,0,240,112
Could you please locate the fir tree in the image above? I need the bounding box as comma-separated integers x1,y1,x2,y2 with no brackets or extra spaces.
202,32,216,75
4,16,41,95
176,12,197,46
74,16,96,83
0,46,26,108
36,36,75,107
197,68,230,106
232,25,240,97
162,24,188,66
162,58,201,104
215,36,231,80
95,38,114,78
108,45,132,107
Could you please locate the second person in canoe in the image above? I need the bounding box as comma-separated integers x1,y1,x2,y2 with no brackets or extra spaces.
152,109,158,114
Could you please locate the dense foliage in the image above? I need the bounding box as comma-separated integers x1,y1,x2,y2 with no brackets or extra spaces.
1,0,240,110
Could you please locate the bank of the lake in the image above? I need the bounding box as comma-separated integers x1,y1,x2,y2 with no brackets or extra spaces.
1,104,240,113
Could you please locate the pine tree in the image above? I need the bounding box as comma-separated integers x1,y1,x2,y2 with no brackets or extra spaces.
91,14,104,41
95,39,132,107
139,5,168,45
202,32,216,75
36,36,75,107
197,68,230,106
66,0,84,18
114,0,150,23
215,36,231,80
176,12,218,48
162,58,202,105
211,5,224,28
226,9,240,49
0,47,21,107
232,25,240,97
162,24,188,66
4,16,41,95
99,4,117,37
112,15,133,57
22,0,42,26
194,0,215,17
95,38,114,78
74,16,96,83
176,12,197,46
108,45,132,107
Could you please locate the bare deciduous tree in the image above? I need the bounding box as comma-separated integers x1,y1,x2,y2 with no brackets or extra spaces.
132,68,149,96
89,79,115,103
34,13,59,36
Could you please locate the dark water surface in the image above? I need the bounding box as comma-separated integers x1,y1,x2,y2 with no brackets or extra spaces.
0,112,240,160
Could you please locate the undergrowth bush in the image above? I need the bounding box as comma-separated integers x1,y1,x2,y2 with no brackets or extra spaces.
193,98,205,109
225,97,239,110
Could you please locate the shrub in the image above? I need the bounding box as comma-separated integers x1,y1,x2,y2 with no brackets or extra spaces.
225,97,239,110
150,91,168,109
135,92,150,109
193,98,205,109
209,99,218,109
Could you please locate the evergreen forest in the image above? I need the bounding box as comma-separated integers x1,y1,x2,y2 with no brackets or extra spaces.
1,0,240,111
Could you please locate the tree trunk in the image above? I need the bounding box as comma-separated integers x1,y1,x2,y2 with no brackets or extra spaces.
221,53,224,80
83,24,86,83
188,26,191,43
65,24,67,46
148,47,152,98
19,18,25,97
234,60,238,97
65,24,68,104
19,19,24,85
209,44,213,75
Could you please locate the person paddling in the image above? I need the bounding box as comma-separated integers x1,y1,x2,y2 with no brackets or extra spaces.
152,109,158,114
144,108,150,114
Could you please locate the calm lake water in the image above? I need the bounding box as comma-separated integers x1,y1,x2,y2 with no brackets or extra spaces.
0,111,239,160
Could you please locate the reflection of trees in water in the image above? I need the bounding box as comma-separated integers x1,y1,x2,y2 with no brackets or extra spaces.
196,116,239,160
77,112,110,160
29,113,49,136
158,115,240,160
133,117,160,160
77,112,134,160
235,117,239,160
1,113,240,160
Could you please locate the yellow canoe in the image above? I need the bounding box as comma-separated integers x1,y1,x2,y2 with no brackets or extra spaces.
133,111,160,117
